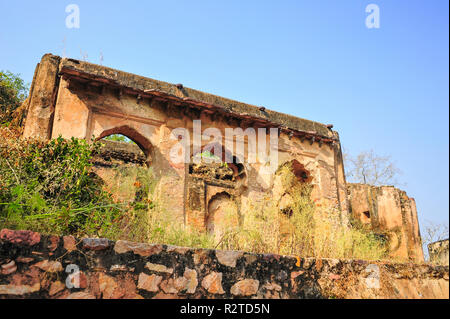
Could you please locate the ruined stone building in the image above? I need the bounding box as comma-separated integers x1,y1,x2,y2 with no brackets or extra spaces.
20,54,424,262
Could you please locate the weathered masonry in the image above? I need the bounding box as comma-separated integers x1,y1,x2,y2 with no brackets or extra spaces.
0,229,448,299
347,184,424,262
21,54,424,262
22,54,348,228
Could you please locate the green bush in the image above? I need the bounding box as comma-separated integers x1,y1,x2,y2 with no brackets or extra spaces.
0,71,29,126
103,134,136,144
0,128,137,237
0,128,213,248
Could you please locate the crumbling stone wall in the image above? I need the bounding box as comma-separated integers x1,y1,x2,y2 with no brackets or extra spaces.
347,184,424,262
429,239,449,266
94,139,147,166
20,54,426,255
0,229,447,299
21,54,350,235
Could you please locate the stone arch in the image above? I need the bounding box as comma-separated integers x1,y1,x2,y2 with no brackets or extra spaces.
274,159,313,217
96,125,153,165
274,159,312,196
206,192,239,241
277,159,312,183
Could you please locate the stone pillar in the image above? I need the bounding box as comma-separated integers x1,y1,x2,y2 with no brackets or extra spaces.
332,132,350,225
50,78,90,139
23,54,61,140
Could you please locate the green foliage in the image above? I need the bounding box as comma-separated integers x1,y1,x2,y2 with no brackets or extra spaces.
0,128,214,248
0,128,132,237
103,134,136,144
104,134,127,142
193,151,221,162
0,71,29,126
101,164,155,204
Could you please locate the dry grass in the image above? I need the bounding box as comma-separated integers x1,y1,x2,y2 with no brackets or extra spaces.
97,166,215,249
110,201,215,249
212,164,388,261
109,163,388,261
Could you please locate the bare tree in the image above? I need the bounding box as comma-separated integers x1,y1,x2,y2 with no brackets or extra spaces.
422,220,449,246
343,149,401,186
421,220,449,261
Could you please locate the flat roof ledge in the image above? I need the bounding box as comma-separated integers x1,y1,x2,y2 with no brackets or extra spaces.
57,55,335,140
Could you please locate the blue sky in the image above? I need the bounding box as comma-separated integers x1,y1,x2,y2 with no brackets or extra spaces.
1,1,448,231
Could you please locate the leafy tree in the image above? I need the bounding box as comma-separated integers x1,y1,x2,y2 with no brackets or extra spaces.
343,149,401,186
0,71,29,125
103,134,135,144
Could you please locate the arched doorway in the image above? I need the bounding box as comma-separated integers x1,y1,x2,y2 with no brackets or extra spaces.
94,126,153,203
186,143,246,234
96,125,153,165
274,159,312,211
206,192,239,242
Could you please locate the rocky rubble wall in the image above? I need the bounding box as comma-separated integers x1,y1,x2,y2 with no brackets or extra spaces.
0,229,448,299
93,139,147,166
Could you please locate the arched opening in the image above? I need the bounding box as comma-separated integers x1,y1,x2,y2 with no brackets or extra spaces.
274,159,312,218
96,125,152,164
206,192,239,241
289,159,312,183
94,126,153,203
